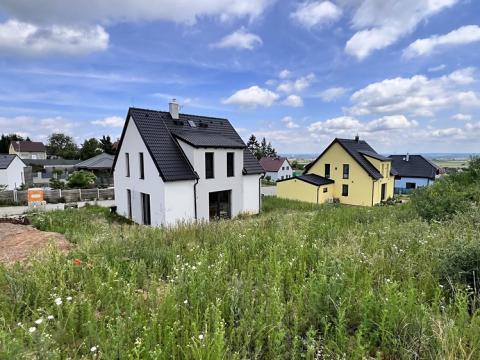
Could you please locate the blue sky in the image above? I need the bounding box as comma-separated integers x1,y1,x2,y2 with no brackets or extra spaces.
0,0,479,154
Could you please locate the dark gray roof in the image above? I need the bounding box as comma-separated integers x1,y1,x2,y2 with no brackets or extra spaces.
173,130,245,149
359,151,390,161
113,108,263,181
24,159,80,166
10,141,46,152
304,138,385,179
0,154,16,169
277,173,334,186
388,155,440,180
76,153,114,170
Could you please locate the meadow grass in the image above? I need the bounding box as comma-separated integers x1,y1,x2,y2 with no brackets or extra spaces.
0,198,479,359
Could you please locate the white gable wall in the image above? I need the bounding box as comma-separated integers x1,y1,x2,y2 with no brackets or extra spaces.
0,157,25,190
114,117,166,226
265,159,293,181
164,180,195,225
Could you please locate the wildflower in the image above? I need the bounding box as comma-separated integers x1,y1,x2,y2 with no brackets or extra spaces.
73,258,82,265
183,299,188,304
198,334,204,340
91,346,98,352
17,322,22,326
28,327,36,333
47,315,54,320
34,318,43,325
54,298,62,306
66,296,73,301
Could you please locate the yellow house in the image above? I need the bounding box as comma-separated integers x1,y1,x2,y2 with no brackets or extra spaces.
277,137,395,206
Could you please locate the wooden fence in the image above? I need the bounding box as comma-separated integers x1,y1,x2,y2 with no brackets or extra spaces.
0,188,115,206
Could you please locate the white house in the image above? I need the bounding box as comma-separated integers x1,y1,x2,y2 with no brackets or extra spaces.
259,156,293,181
0,154,26,190
389,154,442,192
113,102,264,226
9,141,47,160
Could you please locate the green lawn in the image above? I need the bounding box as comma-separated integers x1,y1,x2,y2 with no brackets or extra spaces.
1,198,480,359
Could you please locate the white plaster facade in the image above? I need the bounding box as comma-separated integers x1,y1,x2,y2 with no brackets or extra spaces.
114,117,262,227
0,157,26,190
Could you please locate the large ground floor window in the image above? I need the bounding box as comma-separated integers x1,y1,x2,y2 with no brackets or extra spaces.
141,192,151,225
209,190,231,220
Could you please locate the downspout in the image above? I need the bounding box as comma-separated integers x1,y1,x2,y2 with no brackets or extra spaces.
316,185,320,204
371,180,375,206
193,176,199,220
258,175,262,213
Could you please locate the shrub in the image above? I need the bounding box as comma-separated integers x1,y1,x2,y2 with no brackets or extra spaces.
67,170,96,189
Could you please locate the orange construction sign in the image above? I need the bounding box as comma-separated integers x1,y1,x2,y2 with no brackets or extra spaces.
28,188,44,204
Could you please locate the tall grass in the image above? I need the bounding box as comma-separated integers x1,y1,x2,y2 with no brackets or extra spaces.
0,199,479,359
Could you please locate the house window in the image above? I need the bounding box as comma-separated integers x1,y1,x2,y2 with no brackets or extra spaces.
127,189,132,219
281,175,284,180
125,153,130,177
406,182,416,189
282,166,285,170
139,152,144,179
141,193,151,225
343,164,349,179
286,166,289,170
227,152,234,177
323,187,328,193
325,164,330,178
205,152,214,179
342,184,349,196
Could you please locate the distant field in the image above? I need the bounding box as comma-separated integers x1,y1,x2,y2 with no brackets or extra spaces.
432,159,470,168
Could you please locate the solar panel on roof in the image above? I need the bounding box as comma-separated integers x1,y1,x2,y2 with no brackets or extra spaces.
188,120,196,127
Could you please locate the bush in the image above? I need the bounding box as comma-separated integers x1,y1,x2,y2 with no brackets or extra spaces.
67,170,96,189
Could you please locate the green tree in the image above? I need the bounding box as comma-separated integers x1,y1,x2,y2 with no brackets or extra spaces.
100,135,115,155
246,134,260,157
265,141,277,157
0,134,25,153
80,138,102,160
67,170,96,189
47,133,79,159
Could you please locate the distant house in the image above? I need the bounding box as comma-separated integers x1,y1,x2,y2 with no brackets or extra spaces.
277,137,395,206
0,154,26,190
24,159,80,187
75,152,114,186
112,101,264,226
259,156,293,181
389,154,441,192
9,141,46,160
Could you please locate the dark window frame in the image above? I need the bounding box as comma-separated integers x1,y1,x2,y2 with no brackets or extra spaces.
325,163,330,178
342,184,349,197
127,189,132,219
125,153,130,177
141,192,151,225
205,152,214,179
139,152,144,179
323,187,328,193
343,164,349,179
227,152,234,177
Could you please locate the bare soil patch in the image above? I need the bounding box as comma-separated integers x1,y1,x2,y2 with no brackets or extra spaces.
0,223,71,264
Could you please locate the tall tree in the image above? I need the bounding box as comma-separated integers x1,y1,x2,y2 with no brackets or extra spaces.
80,138,102,160
247,134,277,160
47,133,79,159
246,134,259,155
100,135,115,155
265,142,277,157
260,137,268,157
0,134,24,153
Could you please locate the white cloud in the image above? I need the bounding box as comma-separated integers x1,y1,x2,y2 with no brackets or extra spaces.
291,1,342,28
404,25,480,58
431,127,464,137
349,68,480,117
279,69,291,79
0,19,108,55
277,73,315,93
91,116,124,128
308,114,417,135
212,28,262,50
0,115,78,141
451,113,472,121
282,95,304,107
223,85,279,108
345,0,458,60
319,87,348,102
282,116,300,128
428,64,446,72
0,0,274,25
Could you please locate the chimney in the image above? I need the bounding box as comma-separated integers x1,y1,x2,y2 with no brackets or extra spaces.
406,153,410,162
169,99,179,120
354,135,359,142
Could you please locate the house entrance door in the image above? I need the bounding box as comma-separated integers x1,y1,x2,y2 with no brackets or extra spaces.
209,190,231,220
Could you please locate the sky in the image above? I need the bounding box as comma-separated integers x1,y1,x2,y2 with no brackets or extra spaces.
0,0,479,154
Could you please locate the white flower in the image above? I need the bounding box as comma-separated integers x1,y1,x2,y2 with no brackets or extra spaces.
28,327,36,333
34,318,43,325
183,299,188,304
66,296,73,301
47,315,54,320
91,346,98,352
198,334,204,340
54,298,62,306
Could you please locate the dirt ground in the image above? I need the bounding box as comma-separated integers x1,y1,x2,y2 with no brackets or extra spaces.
0,223,71,265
